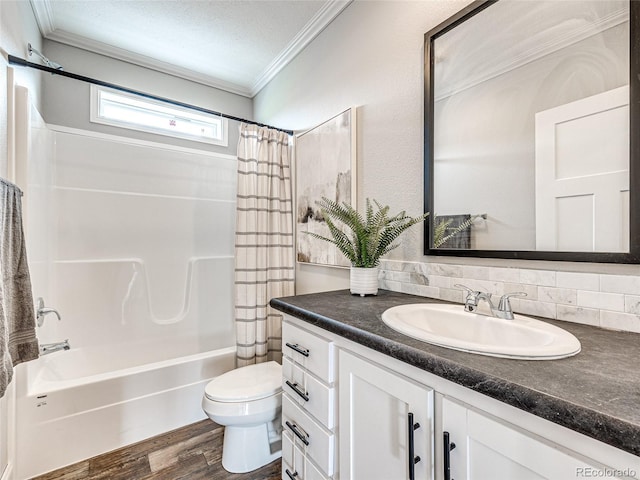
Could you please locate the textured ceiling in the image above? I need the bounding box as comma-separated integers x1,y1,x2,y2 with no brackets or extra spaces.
30,0,350,97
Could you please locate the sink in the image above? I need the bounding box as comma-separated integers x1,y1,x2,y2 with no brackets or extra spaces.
381,303,581,360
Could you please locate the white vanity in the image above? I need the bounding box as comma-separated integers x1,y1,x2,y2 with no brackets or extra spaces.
275,290,640,480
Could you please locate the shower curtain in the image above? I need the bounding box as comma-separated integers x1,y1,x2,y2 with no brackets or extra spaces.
235,124,294,366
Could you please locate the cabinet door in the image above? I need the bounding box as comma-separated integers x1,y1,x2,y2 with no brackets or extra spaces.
339,350,434,480
442,398,626,480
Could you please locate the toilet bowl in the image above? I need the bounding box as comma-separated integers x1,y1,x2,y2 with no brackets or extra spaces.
202,361,282,473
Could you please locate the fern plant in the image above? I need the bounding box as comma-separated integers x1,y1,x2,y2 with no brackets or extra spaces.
304,197,429,268
433,215,481,248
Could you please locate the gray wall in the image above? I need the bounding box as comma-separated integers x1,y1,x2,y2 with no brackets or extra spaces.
42,40,254,155
254,0,640,294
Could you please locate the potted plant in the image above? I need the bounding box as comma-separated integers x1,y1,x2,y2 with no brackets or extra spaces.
305,197,429,296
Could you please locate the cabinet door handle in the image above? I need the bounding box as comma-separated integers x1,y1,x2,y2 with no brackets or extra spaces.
285,380,310,401
408,412,421,480
285,420,310,446
443,431,457,480
285,468,299,479
285,342,310,357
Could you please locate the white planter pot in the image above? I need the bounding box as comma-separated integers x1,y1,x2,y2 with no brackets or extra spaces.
350,267,379,296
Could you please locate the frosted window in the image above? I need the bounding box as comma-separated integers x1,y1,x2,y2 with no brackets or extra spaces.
90,86,228,146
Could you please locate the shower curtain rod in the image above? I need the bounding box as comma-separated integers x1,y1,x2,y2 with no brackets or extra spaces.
7,54,294,135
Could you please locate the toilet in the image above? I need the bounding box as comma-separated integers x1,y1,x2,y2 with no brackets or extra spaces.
202,361,283,473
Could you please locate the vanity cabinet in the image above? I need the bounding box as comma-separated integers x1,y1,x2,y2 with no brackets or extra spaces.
339,349,434,480
442,398,626,480
281,321,337,480
281,315,639,480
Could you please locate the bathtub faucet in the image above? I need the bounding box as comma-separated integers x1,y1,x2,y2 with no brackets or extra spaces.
39,339,70,356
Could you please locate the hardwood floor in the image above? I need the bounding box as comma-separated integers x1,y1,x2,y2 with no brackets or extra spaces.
32,420,282,480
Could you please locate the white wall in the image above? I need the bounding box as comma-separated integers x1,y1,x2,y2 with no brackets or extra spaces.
254,0,640,298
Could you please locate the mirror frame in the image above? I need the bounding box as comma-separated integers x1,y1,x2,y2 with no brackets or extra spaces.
424,0,640,263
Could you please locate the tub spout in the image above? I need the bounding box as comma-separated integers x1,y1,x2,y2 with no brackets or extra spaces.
39,339,70,355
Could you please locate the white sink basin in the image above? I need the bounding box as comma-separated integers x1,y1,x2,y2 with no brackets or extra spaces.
381,304,581,360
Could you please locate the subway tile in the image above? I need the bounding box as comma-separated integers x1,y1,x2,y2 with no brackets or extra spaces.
379,279,402,292
462,265,492,280
520,269,556,287
400,282,439,298
409,271,429,286
451,278,504,296
381,270,412,283
439,287,464,303
600,311,640,333
379,259,405,272
489,267,521,283
577,291,625,312
503,283,538,300
512,298,556,319
557,305,600,327
428,275,451,289
625,295,640,315
600,274,640,295
556,271,599,291
429,263,464,277
538,287,576,305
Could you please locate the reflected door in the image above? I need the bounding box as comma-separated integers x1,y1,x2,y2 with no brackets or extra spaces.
535,86,629,252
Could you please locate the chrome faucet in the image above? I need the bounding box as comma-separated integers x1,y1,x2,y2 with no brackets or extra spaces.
454,284,527,320
36,297,61,327
39,339,70,355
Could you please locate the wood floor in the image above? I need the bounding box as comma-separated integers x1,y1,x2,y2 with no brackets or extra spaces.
32,420,282,480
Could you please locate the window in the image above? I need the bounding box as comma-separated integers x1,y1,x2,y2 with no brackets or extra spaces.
90,85,228,146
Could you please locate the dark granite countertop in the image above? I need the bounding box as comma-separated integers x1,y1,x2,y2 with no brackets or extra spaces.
270,289,640,457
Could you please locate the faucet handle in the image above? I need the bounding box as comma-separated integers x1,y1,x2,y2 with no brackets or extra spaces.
36,297,62,327
498,291,527,313
453,284,476,295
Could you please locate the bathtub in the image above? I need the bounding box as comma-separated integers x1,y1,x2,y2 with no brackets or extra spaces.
14,343,236,479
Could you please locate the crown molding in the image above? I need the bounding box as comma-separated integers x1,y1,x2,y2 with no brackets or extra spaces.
251,0,352,96
28,0,351,99
29,0,55,36
45,29,253,97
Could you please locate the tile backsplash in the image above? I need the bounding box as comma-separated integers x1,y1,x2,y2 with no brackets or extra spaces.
379,260,640,334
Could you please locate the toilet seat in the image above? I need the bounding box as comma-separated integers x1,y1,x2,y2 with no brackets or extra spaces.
204,361,282,403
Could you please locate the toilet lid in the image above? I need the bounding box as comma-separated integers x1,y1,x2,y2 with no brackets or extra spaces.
204,361,282,402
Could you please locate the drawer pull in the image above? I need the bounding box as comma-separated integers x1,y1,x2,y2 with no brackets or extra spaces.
285,420,310,446
285,380,309,401
285,342,310,357
285,468,299,479
408,412,421,480
443,431,456,480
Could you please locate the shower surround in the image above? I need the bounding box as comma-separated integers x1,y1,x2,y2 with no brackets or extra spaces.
14,100,238,479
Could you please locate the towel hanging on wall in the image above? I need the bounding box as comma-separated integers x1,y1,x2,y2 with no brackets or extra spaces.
0,178,38,398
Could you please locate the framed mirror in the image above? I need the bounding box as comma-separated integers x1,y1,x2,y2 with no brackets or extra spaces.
424,0,640,263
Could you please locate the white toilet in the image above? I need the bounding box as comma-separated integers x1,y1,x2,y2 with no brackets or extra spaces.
202,361,283,473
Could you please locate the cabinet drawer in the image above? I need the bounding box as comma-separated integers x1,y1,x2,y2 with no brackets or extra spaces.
283,321,335,383
282,431,330,480
283,357,335,429
282,393,335,476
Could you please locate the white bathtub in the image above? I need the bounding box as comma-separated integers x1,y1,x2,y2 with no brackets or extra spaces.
14,343,236,479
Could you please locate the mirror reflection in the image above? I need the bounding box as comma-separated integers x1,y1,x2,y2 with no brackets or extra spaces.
429,0,630,253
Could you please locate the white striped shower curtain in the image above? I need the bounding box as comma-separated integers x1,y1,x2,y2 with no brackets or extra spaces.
235,124,294,366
